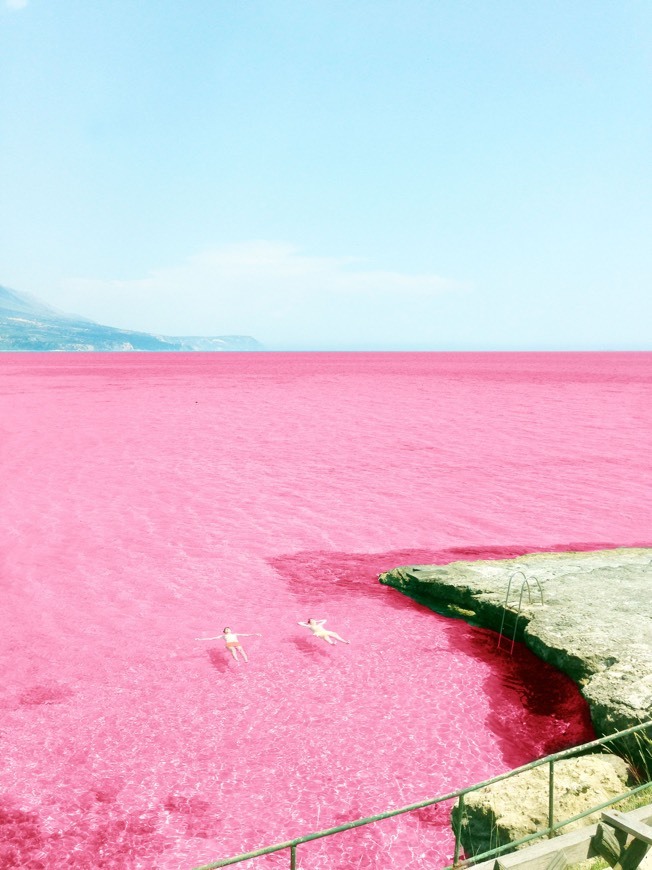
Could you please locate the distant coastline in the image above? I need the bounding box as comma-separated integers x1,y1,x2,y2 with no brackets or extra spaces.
0,285,262,352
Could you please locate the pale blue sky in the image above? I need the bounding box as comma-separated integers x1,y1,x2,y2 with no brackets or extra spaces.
1,1,650,349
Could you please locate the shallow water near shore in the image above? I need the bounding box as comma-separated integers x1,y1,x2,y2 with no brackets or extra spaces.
1,352,651,869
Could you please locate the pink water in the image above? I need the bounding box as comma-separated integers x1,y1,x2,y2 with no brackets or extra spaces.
1,352,651,870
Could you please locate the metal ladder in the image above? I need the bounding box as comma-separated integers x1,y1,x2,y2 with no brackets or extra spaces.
497,569,544,654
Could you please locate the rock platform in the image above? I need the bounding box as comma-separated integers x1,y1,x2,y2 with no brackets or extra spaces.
379,548,652,756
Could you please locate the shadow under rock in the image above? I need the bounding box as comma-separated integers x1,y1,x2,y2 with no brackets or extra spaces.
444,621,595,765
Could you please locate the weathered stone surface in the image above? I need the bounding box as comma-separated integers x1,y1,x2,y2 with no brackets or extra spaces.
452,754,631,857
379,548,652,772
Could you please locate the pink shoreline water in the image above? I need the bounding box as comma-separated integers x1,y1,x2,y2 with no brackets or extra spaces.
1,352,651,869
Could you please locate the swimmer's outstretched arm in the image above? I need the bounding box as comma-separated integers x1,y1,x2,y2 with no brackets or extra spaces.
195,632,261,640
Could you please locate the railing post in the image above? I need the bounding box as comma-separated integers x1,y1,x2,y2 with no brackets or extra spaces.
192,721,652,870
453,793,465,866
548,760,555,838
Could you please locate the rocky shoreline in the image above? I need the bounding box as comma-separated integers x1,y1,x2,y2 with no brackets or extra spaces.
379,548,652,762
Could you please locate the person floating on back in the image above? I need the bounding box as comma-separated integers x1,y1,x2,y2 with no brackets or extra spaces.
195,627,261,662
298,618,350,646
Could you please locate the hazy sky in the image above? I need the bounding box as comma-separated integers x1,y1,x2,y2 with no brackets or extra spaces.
1,1,651,349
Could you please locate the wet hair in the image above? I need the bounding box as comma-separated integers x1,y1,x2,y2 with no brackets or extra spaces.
223,627,231,633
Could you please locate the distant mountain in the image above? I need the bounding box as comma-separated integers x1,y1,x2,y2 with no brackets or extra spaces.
0,285,263,351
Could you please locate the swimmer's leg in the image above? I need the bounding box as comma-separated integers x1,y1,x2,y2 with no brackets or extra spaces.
228,647,239,661
317,633,336,644
239,645,249,662
326,632,350,644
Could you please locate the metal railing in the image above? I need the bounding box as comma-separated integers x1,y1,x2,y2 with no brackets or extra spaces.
193,720,652,870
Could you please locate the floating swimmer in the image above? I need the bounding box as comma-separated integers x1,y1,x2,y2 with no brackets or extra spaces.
195,627,261,662
298,618,350,646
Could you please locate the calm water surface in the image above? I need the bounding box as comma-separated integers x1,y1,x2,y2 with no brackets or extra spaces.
1,352,651,869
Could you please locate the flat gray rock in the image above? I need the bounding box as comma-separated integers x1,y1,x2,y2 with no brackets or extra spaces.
380,548,652,753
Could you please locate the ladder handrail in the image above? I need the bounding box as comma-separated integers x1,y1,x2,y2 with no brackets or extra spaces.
497,571,544,653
